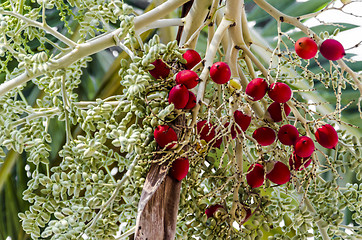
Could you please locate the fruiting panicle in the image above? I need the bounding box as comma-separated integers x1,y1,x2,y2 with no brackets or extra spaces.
210,62,231,84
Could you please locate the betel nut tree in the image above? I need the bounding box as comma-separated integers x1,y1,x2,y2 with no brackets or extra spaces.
0,0,361,239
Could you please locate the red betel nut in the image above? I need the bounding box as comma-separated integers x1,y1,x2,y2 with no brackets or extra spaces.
295,37,318,59
268,82,292,103
205,204,223,218
149,59,170,79
184,91,197,109
234,110,252,133
197,120,216,143
289,152,312,171
183,49,202,70
154,125,178,149
278,124,299,146
210,62,231,84
315,124,338,149
246,163,265,188
168,84,189,109
253,127,276,146
294,136,315,158
169,158,189,181
246,78,269,101
175,70,199,89
267,102,291,122
266,161,291,185
319,39,345,61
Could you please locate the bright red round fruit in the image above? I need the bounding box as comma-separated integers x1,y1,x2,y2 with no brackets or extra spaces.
267,102,291,122
246,163,265,188
289,152,312,171
175,70,199,89
278,124,299,145
241,208,252,224
234,110,252,133
169,158,189,181
319,39,345,61
149,59,170,79
268,82,292,103
295,37,318,59
315,124,338,149
266,161,291,185
294,136,315,158
184,91,197,109
212,136,223,148
197,120,216,143
183,49,202,70
154,125,178,149
245,78,269,101
209,62,231,84
253,127,276,146
205,204,223,218
168,84,189,109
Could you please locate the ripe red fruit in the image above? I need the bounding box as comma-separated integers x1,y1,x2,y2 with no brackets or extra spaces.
149,59,170,79
268,82,292,103
320,39,345,61
224,122,237,139
266,161,291,185
210,62,231,84
154,125,178,149
184,91,197,109
267,102,291,122
183,49,202,70
295,37,318,59
234,110,252,133
197,120,215,143
212,137,223,148
278,124,299,146
315,124,338,149
175,70,199,89
169,158,189,181
241,208,252,224
294,136,315,158
245,78,269,101
289,152,312,171
252,127,276,146
205,204,223,218
168,84,189,109
246,163,265,188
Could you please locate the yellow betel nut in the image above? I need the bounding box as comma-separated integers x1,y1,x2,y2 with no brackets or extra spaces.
228,78,242,91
